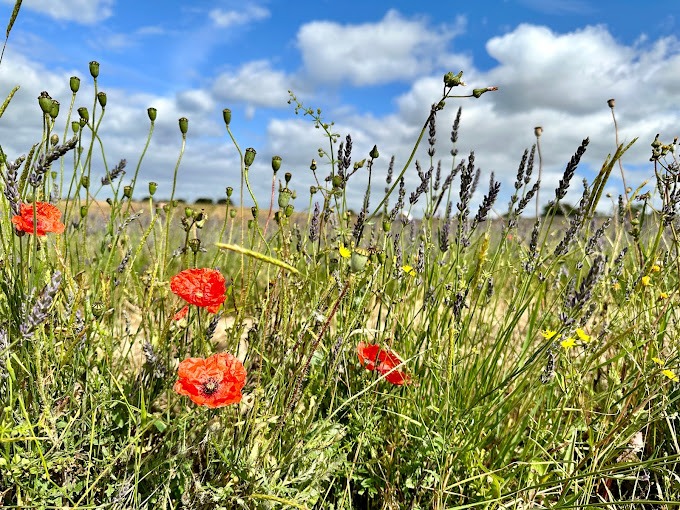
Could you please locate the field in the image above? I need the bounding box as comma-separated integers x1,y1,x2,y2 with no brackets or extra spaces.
2,5,680,509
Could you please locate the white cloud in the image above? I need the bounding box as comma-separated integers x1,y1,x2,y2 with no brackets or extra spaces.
3,0,114,24
209,5,270,28
212,60,295,109
296,10,465,86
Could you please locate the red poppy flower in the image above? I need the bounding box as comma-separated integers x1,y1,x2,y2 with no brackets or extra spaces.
357,341,411,386
173,352,246,408
170,268,226,313
11,202,65,236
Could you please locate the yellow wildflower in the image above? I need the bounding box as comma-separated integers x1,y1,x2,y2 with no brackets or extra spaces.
560,337,576,350
541,329,558,340
641,275,652,287
651,264,661,272
575,328,590,342
652,357,664,366
659,291,669,300
401,265,416,277
662,369,679,382
339,244,351,258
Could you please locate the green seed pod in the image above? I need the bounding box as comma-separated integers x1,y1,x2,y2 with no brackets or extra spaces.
71,121,80,133
284,204,294,217
91,301,105,319
310,185,317,195
382,219,392,232
251,206,258,219
123,185,132,199
148,181,157,196
310,159,317,171
97,91,107,108
278,187,292,208
271,155,282,174
229,209,236,218
247,219,254,230
70,76,80,93
147,107,157,122
188,238,201,254
370,145,379,159
332,175,343,189
179,117,188,135
284,172,292,185
244,147,256,167
38,91,52,114
226,186,233,198
376,251,386,264
50,134,59,146
223,108,231,127
48,99,60,120
89,61,100,79
354,159,366,170
78,107,89,123
185,207,194,218
80,205,88,218
350,247,370,273
80,175,90,189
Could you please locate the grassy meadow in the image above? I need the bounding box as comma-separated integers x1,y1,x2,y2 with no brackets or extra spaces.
2,5,680,509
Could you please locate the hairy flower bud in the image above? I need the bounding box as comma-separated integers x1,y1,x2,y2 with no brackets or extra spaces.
472,86,498,98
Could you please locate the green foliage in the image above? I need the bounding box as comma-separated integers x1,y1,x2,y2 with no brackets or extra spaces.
1,49,680,509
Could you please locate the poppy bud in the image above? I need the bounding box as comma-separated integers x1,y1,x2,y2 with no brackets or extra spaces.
80,205,88,218
382,219,391,232
370,145,379,159
444,70,464,87
72,121,80,133
48,99,60,119
50,134,59,146
89,61,100,79
272,155,282,173
70,76,80,93
223,108,231,127
244,147,256,167
226,186,233,198
179,117,188,135
284,204,294,217
81,175,90,189
278,187,292,208
148,181,157,196
78,107,89,123
310,159,317,171
147,107,157,122
38,92,52,114
350,248,369,273
97,92,107,108
123,185,132,199
188,238,201,254
284,172,292,185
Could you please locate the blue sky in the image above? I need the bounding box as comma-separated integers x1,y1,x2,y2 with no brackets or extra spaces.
1,0,679,213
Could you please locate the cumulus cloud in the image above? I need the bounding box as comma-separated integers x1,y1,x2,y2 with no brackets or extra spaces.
209,5,270,28
296,10,465,86
212,60,295,109
2,0,114,24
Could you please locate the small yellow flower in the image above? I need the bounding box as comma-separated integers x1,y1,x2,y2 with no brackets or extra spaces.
651,264,661,272
641,275,652,287
652,357,664,366
560,337,576,350
662,369,679,382
401,265,416,277
659,291,669,300
575,328,590,342
339,244,351,258
541,329,558,340
612,282,621,291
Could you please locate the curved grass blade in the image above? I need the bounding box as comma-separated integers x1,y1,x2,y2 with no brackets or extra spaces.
1,0,22,66
216,242,300,275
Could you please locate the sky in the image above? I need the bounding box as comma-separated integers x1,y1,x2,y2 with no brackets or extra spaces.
0,0,679,215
